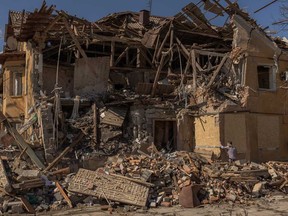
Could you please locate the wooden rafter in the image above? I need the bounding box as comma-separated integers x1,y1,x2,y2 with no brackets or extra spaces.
62,18,87,59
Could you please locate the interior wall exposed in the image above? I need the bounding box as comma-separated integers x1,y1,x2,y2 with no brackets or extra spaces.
42,64,74,97
74,57,110,96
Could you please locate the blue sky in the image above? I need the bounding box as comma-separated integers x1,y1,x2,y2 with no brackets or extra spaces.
0,0,286,50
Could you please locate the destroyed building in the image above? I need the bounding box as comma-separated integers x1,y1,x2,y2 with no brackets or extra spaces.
0,1,288,213
1,0,288,167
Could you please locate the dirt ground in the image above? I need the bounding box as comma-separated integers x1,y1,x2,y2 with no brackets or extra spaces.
39,194,288,216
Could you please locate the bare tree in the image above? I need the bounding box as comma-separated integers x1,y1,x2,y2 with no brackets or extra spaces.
274,1,288,29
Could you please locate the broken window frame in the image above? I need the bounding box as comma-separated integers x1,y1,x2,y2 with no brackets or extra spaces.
10,70,23,97
257,65,276,91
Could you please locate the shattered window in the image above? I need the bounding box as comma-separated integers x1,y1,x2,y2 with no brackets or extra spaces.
257,66,273,90
11,72,23,96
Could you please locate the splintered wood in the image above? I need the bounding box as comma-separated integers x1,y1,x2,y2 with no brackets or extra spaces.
100,107,128,127
68,168,149,206
0,159,12,193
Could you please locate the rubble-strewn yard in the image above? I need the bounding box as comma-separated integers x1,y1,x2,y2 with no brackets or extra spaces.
39,195,288,216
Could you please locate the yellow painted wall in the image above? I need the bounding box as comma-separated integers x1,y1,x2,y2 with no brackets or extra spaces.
1,42,39,125
243,113,287,162
245,57,288,115
24,42,36,123
2,60,25,120
194,115,221,155
228,16,288,162
223,113,247,159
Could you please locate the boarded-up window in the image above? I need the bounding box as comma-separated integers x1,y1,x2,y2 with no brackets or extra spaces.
257,66,274,90
11,72,22,96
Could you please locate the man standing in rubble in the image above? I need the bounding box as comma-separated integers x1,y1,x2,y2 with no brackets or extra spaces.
221,141,237,163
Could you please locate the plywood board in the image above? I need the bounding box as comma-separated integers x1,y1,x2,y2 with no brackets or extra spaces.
68,169,149,207
101,107,128,127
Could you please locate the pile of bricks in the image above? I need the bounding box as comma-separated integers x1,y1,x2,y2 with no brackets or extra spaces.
103,150,288,208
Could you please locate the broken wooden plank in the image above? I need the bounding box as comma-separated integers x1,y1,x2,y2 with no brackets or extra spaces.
156,22,172,60
226,169,269,177
0,159,12,193
19,196,35,214
44,132,84,172
203,0,224,16
50,167,71,176
100,107,128,127
93,103,98,146
62,18,87,59
175,37,203,72
182,3,213,31
206,54,228,89
43,15,62,34
13,178,45,190
168,23,174,74
151,53,166,97
114,47,129,66
191,49,197,90
18,113,37,135
152,34,160,64
68,169,149,207
55,181,73,208
110,41,115,66
194,49,226,57
18,147,28,160
0,112,45,169
139,47,153,67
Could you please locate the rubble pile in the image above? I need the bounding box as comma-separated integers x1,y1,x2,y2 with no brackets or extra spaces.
103,150,288,208
0,94,287,214
67,104,133,156
0,127,288,214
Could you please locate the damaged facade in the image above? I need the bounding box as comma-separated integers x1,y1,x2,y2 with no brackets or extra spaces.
0,1,288,169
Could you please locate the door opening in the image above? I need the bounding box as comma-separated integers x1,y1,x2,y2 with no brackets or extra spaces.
154,120,177,152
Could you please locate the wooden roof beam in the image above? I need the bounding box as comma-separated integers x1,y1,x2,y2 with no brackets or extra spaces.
62,18,87,59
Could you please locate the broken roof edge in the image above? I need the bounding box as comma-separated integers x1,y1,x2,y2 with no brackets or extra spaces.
232,15,282,54
96,10,168,22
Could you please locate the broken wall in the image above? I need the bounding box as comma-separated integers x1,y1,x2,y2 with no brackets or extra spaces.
74,57,110,96
129,105,190,151
23,42,43,140
42,64,74,97
130,106,176,136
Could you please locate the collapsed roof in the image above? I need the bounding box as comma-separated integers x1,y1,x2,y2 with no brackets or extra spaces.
2,1,288,112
